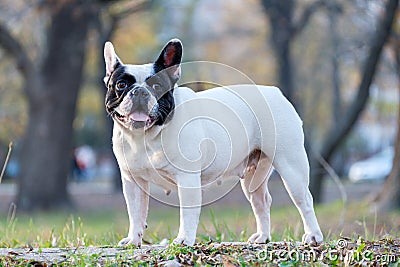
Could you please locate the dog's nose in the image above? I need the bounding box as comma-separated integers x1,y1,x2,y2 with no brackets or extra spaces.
131,87,149,99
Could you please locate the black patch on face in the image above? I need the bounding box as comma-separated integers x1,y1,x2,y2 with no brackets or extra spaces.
146,67,176,126
105,65,136,115
154,91,175,126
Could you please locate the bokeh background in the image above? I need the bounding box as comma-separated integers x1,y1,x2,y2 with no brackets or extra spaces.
0,0,399,244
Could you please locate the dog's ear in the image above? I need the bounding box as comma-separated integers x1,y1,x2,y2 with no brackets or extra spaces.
104,41,122,83
154,38,182,83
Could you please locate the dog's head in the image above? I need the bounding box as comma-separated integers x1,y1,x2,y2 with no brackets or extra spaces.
103,39,182,131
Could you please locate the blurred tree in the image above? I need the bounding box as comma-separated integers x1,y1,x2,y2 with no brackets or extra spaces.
261,0,399,202
260,0,330,108
0,0,149,210
376,13,400,210
327,4,343,127
0,0,94,210
309,0,399,202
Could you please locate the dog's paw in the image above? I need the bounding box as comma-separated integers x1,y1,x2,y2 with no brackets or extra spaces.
248,232,271,244
302,231,323,246
172,236,195,246
118,235,142,247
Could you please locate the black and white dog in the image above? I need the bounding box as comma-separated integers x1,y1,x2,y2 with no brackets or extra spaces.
104,39,323,246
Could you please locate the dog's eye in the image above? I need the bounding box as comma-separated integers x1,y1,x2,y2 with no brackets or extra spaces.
152,83,162,91
116,81,128,90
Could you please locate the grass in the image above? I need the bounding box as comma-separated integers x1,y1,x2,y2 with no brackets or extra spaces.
0,201,400,247
0,201,399,265
0,204,256,248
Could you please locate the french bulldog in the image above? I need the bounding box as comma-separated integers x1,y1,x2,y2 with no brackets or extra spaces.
103,38,323,246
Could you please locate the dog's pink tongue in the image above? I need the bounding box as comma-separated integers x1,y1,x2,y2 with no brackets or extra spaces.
129,111,150,122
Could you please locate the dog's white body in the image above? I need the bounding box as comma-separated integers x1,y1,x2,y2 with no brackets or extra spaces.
112,83,323,246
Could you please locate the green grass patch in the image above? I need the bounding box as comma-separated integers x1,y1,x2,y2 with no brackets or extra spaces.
0,200,399,247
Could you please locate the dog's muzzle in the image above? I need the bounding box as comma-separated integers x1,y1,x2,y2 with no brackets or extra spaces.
131,86,150,102
129,86,151,121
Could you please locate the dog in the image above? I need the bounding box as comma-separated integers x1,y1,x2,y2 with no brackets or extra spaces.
103,38,323,246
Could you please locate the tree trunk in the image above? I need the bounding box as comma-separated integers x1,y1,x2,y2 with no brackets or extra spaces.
329,12,342,124
309,0,399,202
16,1,93,211
261,0,296,106
274,39,295,108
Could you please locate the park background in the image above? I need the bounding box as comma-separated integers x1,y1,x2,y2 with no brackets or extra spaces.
0,0,399,249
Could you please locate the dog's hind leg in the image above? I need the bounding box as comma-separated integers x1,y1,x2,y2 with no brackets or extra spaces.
241,155,273,243
272,147,323,244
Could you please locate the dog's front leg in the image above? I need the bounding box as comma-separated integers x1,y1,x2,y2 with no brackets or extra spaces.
173,174,202,246
118,177,149,247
